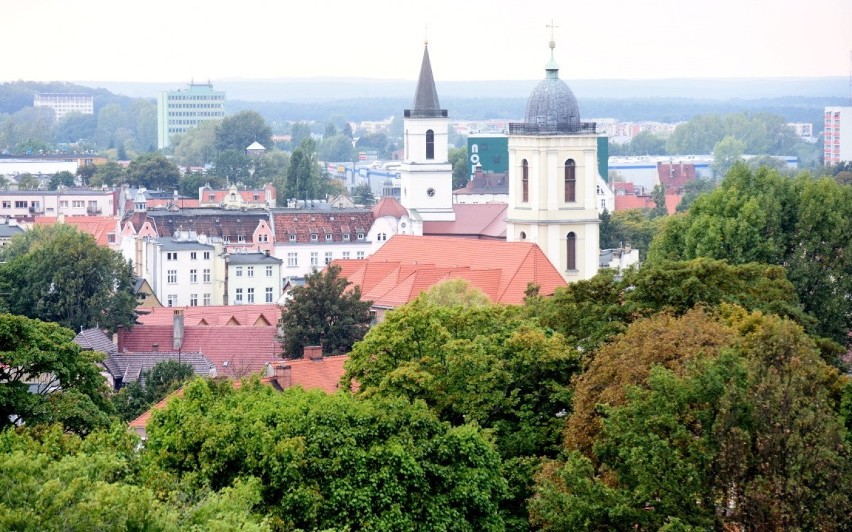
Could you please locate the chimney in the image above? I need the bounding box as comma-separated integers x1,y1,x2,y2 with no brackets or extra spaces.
274,364,292,390
303,345,323,361
115,326,124,353
173,309,184,350
151,343,159,352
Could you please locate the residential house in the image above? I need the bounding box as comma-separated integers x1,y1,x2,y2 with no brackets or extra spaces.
225,252,283,305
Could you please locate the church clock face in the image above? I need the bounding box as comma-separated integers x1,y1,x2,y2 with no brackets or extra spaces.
426,187,436,197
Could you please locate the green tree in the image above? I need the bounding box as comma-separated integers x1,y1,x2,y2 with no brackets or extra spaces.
48,170,75,190
289,121,312,148
349,181,374,205
0,225,136,333
172,119,220,167
449,145,468,190
55,111,96,144
212,149,252,184
179,171,225,198
323,121,337,138
15,172,39,190
627,131,667,155
146,379,507,530
317,133,355,162
282,139,322,202
598,209,618,249
711,135,745,177
112,360,195,422
94,103,125,149
215,111,272,152
76,163,97,186
89,161,126,188
649,165,852,348
280,264,372,357
675,176,716,212
649,183,668,218
126,153,180,191
0,314,114,434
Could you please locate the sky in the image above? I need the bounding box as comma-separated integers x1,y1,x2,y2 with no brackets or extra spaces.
3,0,851,83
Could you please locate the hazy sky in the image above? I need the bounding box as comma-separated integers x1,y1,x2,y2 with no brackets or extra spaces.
4,0,851,83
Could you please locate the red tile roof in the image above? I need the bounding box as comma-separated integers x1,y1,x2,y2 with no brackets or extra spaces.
333,235,565,306
657,162,696,193
271,210,374,244
371,196,408,219
422,203,507,239
614,194,681,214
146,198,201,209
34,216,118,247
136,305,280,327
117,324,283,378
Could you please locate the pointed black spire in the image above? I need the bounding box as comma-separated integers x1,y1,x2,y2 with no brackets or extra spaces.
406,44,447,118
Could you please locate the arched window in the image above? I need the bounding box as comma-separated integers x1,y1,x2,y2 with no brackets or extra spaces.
519,231,526,240
564,159,576,202
426,129,435,160
566,232,576,271
522,159,529,202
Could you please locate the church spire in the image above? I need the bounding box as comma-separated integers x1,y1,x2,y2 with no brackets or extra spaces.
408,43,446,118
545,20,560,79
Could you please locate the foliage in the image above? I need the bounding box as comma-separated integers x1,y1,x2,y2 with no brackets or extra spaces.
317,133,355,162
15,172,39,190
532,310,852,530
648,164,852,349
89,160,127,188
0,224,137,333
649,183,667,218
675,176,716,212
0,314,114,434
47,170,75,190
711,134,745,177
349,181,374,205
112,360,196,422
179,171,225,198
449,145,469,190
609,131,667,157
288,121,312,148
126,152,181,191
146,379,507,530
55,112,97,144
667,112,800,156
172,119,220,167
280,264,372,357
212,149,252,184
417,278,491,308
215,110,272,152
0,424,268,530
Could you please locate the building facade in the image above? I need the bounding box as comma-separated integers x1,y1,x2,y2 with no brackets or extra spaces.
34,93,93,121
157,82,225,149
824,106,852,165
505,40,601,282
0,189,116,217
225,252,283,306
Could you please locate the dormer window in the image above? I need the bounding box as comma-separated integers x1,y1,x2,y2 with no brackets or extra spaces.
238,235,245,243
343,234,350,241
289,234,297,242
325,233,332,241
357,233,365,241
311,233,318,242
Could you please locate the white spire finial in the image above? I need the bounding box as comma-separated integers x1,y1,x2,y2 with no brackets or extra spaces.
547,19,559,50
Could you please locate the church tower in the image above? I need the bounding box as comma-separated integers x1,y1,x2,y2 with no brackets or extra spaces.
506,36,600,282
399,43,455,223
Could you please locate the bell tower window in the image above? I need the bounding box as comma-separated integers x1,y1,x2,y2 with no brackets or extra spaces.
566,232,577,271
426,129,435,160
564,159,576,202
522,159,529,202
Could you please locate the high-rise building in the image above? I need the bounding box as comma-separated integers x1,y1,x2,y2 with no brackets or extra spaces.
824,106,852,165
33,93,93,121
505,38,602,282
157,82,225,150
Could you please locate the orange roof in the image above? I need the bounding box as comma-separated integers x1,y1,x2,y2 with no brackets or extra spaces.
333,235,565,306
136,305,280,327
371,196,408,218
423,203,507,239
614,194,681,215
34,215,118,247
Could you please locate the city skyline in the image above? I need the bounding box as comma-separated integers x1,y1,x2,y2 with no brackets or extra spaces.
3,0,851,84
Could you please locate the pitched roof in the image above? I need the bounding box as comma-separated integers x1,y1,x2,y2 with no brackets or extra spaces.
117,324,283,377
422,203,507,239
103,351,215,385
34,216,118,246
410,44,444,116
657,162,696,192
135,304,280,327
614,194,682,214
271,209,374,244
371,196,408,219
453,171,508,196
73,328,118,355
334,235,565,306
126,210,270,244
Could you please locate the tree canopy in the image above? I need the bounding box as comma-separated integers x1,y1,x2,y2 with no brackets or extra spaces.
112,360,196,422
280,264,372,357
215,110,272,152
126,153,181,191
0,224,137,333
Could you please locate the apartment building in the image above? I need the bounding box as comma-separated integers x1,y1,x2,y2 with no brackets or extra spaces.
824,106,852,165
33,93,94,121
157,82,225,149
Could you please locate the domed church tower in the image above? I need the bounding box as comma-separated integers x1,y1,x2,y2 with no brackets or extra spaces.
399,42,455,224
506,35,600,282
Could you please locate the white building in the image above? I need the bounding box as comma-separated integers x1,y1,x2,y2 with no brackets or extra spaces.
824,106,852,165
138,237,223,308
225,252,283,305
505,39,602,282
157,82,225,149
34,93,93,121
0,189,115,217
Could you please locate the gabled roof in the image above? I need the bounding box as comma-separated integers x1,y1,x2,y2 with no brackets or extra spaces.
118,324,283,377
371,196,408,219
125,210,270,244
271,209,374,244
333,235,565,306
34,216,118,247
135,305,280,327
614,194,682,214
103,351,215,385
422,203,507,239
73,328,118,355
246,141,266,151
266,355,349,394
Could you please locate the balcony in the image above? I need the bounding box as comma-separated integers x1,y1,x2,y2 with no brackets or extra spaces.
86,206,102,215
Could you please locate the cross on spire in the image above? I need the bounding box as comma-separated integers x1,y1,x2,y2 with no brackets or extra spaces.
547,19,559,49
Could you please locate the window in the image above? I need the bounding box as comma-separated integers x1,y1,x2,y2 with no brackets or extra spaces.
324,252,332,265
325,233,332,241
566,232,577,271
342,251,350,259
310,233,318,242
265,287,273,303
203,293,211,306
190,252,197,260
167,252,177,261
247,287,255,304
235,266,243,277
564,159,576,202
238,235,245,243
356,251,365,259
258,234,268,242
289,234,297,242
203,268,211,283
235,288,243,304
266,265,273,277
190,269,197,283
15,201,27,209
247,266,254,277
167,294,178,307
190,294,198,306
310,252,318,267
204,251,210,260
1,201,9,209
72,200,84,208
426,129,435,160
522,159,529,202
343,233,350,241
357,233,364,241
167,270,177,284
287,253,298,267
58,200,67,209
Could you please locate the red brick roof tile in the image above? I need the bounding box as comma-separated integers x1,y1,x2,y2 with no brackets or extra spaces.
136,305,280,327
34,216,118,247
